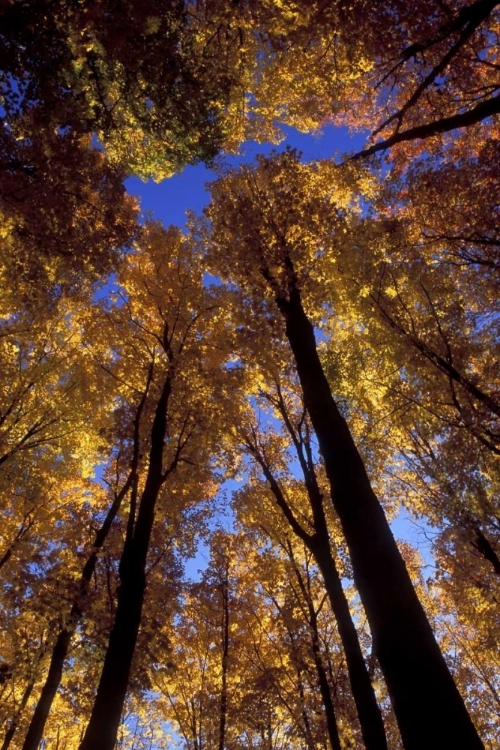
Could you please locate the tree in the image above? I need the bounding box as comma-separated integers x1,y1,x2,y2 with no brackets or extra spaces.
201,149,485,749
0,0,238,180
20,391,146,750
0,130,139,315
152,533,240,750
78,224,227,750
350,0,500,157
237,376,387,750
200,0,500,159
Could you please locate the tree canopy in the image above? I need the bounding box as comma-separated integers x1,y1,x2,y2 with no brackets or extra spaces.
1,2,499,749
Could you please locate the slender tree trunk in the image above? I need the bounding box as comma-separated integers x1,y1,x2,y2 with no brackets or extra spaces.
275,281,484,750
21,372,151,750
374,297,500,419
217,563,229,750
79,372,172,750
354,93,500,159
311,535,386,750
473,527,500,575
307,602,342,750
0,545,13,573
21,484,129,750
289,553,342,750
1,680,34,750
294,663,317,750
257,458,386,750
0,512,34,574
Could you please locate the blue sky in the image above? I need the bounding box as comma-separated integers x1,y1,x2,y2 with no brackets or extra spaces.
126,124,366,229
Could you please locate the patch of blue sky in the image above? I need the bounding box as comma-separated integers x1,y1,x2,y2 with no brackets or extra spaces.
390,505,436,571
183,475,241,582
125,123,365,230
92,272,124,304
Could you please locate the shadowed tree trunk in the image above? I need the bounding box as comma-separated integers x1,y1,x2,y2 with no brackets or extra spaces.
79,355,178,750
21,480,132,750
268,259,484,749
354,95,500,159
0,510,35,574
286,544,343,750
21,369,152,750
250,448,387,750
217,559,229,750
473,527,500,576
1,680,35,750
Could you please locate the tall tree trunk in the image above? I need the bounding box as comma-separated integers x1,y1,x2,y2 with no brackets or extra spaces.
1,680,34,750
306,596,342,750
274,279,484,750
311,535,385,750
22,371,151,750
79,370,173,750
21,480,130,750
254,456,387,750
288,549,342,750
217,563,229,750
293,661,317,750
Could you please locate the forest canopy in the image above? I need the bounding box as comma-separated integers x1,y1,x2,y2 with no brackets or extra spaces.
0,1,499,749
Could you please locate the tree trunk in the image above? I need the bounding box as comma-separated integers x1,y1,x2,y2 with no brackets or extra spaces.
289,553,343,750
217,562,229,750
307,604,342,750
257,458,386,750
22,372,151,750
21,488,128,750
276,284,484,750
473,527,500,575
311,535,385,750
1,680,34,750
79,372,172,750
354,94,500,159
294,663,317,750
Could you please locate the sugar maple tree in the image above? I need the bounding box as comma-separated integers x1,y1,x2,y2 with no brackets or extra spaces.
154,526,365,750
77,224,231,750
0,0,237,179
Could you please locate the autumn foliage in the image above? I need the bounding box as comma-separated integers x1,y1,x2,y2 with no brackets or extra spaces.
1,1,499,749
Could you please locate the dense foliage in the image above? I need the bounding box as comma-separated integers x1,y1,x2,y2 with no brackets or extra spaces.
1,1,499,748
